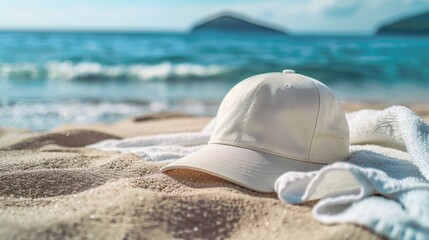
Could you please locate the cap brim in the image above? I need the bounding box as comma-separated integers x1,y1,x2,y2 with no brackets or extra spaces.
160,144,324,193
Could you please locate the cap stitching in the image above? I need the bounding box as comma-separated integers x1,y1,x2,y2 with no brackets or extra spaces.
236,73,282,142
209,140,326,165
306,77,321,161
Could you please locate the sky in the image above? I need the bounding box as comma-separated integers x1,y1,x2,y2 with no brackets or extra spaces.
0,0,429,34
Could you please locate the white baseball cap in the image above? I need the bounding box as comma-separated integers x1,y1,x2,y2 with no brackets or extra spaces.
161,70,349,192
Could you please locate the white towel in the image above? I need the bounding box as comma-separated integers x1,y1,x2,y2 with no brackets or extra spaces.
89,107,429,239
275,106,429,240
87,118,214,161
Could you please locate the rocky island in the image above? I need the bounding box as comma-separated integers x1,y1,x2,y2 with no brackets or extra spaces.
377,10,429,35
190,11,287,35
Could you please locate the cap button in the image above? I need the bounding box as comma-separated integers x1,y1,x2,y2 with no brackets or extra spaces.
282,69,295,74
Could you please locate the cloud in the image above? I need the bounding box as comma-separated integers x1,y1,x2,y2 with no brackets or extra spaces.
315,0,362,16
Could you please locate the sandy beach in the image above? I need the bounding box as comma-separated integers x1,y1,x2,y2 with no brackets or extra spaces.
1,102,428,240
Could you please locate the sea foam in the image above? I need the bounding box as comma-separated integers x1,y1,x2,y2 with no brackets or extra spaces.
0,99,218,130
0,61,227,81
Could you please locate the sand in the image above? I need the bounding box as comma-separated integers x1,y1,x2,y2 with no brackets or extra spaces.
1,102,429,240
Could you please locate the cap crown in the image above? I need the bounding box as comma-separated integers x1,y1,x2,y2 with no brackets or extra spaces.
209,72,349,164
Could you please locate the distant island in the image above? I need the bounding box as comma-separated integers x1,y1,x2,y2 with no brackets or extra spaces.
190,11,287,35
377,10,429,35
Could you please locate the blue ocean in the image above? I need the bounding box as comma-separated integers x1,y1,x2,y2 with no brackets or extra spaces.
1,31,429,130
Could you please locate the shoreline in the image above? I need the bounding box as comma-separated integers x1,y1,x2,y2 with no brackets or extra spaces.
3,101,428,133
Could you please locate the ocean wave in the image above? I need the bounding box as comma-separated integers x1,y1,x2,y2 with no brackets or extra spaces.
0,61,228,81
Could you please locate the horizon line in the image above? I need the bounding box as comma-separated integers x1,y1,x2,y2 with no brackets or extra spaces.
0,28,377,36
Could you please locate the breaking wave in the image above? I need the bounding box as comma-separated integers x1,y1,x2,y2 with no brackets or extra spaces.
0,61,228,81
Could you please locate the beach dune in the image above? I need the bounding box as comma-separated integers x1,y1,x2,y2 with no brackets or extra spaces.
2,103,429,239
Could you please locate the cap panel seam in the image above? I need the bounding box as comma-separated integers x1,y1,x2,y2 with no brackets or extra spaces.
306,78,321,161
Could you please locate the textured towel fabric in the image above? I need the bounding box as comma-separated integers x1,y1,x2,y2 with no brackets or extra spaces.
89,107,429,239
275,106,429,240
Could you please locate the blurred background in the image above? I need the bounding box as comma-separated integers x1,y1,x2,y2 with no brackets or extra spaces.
1,0,429,130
